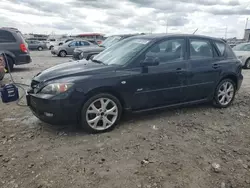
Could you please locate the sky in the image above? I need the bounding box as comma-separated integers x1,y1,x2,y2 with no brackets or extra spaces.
0,0,250,38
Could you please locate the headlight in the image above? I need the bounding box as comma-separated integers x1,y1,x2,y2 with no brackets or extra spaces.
39,83,74,95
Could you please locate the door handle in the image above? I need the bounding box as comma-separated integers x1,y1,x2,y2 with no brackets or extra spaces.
176,68,183,74
212,64,220,69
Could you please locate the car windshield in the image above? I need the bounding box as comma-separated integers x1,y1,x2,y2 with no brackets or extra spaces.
93,38,151,65
101,36,122,48
233,43,250,51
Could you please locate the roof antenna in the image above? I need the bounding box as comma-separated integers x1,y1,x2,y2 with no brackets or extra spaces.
193,28,198,34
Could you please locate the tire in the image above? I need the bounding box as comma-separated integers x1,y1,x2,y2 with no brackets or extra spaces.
37,46,43,51
244,59,250,69
59,50,67,57
5,56,14,72
213,79,236,108
81,93,122,133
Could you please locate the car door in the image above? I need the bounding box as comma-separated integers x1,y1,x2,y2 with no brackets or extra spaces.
67,41,77,55
185,37,222,101
122,37,188,110
80,41,91,47
28,40,35,49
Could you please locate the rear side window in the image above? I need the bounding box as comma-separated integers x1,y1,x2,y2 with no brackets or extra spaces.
225,45,236,58
214,41,226,56
190,39,213,59
0,30,16,43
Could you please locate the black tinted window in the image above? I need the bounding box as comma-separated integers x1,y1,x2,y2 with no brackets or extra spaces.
145,38,185,63
215,41,226,56
190,39,213,59
0,30,16,43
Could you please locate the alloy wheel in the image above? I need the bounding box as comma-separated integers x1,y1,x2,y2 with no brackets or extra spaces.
86,98,118,131
217,81,234,106
60,51,66,57
246,60,250,69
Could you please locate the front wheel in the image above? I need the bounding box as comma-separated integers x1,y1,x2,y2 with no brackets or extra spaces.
38,46,43,51
81,93,122,133
59,50,67,57
213,79,236,108
244,59,250,69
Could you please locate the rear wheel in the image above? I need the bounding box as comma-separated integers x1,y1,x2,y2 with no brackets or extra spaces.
59,50,67,57
244,59,250,69
213,79,236,108
37,46,43,51
5,56,14,72
81,93,122,133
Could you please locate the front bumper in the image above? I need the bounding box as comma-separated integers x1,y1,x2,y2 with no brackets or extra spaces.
26,92,81,125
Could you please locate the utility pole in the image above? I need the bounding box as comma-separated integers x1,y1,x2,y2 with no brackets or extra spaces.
245,18,249,29
166,19,168,33
224,26,228,39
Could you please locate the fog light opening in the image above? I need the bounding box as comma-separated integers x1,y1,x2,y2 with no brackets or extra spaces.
44,112,54,117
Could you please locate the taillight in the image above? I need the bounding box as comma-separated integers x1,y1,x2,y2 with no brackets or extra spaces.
20,43,28,53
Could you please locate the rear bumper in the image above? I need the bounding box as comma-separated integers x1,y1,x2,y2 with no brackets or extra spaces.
237,74,243,91
15,54,32,65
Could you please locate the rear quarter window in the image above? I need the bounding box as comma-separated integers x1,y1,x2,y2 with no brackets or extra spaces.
214,41,226,56
225,45,236,59
0,30,16,43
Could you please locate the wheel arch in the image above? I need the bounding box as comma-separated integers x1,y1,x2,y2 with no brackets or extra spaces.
244,57,250,67
84,86,125,108
1,51,16,64
219,74,238,89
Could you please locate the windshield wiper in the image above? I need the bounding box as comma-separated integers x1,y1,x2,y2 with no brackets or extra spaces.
91,59,106,65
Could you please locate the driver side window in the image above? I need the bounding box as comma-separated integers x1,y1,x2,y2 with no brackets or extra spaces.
145,38,185,64
69,41,76,47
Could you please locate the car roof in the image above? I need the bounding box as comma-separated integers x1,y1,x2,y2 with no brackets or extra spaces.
129,33,225,42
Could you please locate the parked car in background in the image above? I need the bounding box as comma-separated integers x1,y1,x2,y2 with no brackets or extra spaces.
26,40,47,51
233,43,250,69
73,34,140,60
46,38,74,50
51,40,96,57
0,27,31,71
27,34,243,133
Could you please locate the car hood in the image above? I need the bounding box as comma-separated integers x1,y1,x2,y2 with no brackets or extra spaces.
233,51,250,57
77,46,105,52
34,59,116,82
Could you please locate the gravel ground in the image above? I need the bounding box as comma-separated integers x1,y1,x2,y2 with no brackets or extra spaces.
1,51,250,188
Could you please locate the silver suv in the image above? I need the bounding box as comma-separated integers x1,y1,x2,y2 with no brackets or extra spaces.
51,40,96,57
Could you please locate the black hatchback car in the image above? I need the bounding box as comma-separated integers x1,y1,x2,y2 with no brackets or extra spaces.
26,34,243,133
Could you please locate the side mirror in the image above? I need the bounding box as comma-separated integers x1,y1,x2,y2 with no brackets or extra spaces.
140,56,160,67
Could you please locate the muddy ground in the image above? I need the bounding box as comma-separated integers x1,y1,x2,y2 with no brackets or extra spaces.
0,51,250,188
